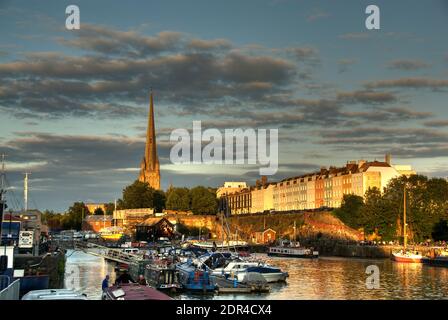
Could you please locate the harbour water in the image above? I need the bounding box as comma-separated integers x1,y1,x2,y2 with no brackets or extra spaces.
64,250,448,300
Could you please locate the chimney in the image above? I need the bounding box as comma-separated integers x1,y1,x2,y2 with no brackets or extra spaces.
385,153,391,165
261,176,267,185
358,160,366,168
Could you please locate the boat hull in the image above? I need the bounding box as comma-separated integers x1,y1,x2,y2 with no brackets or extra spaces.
422,257,448,267
391,253,423,263
267,252,318,259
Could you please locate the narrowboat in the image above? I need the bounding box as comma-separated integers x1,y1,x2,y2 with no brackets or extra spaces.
144,263,182,292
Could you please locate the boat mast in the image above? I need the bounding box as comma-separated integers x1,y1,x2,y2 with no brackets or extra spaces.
24,172,30,211
293,220,296,243
403,184,407,250
1,154,7,255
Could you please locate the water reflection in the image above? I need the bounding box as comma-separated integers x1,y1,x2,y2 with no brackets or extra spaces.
65,250,448,300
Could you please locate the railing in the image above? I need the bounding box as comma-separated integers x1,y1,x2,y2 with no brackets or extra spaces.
0,275,11,290
0,279,20,300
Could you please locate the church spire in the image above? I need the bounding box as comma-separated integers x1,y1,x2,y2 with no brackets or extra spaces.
139,89,160,189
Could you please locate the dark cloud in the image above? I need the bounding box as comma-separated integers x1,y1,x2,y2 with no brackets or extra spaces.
59,24,183,57
387,59,430,71
317,127,448,148
0,50,295,118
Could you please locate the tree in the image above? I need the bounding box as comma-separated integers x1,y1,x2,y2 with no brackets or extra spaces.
190,186,218,215
94,207,105,215
333,194,364,229
334,175,448,242
42,210,64,231
63,202,88,230
432,219,448,241
153,190,166,212
166,187,191,211
119,180,166,211
104,203,115,215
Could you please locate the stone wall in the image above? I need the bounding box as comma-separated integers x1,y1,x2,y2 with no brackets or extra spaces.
156,211,362,242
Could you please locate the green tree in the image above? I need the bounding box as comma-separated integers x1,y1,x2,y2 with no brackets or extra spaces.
42,210,64,231
104,203,115,215
63,202,88,230
190,186,218,215
432,219,448,241
153,190,166,212
94,207,105,215
119,180,166,211
166,187,191,211
333,194,364,229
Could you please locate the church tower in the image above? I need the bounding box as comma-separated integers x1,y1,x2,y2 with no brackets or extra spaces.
138,89,160,189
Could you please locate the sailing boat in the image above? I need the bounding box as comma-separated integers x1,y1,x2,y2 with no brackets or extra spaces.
391,184,423,263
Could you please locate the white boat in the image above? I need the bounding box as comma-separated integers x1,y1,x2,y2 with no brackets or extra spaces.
211,261,262,281
200,253,288,283
391,184,423,263
268,244,319,258
191,240,248,249
392,250,423,263
21,289,88,300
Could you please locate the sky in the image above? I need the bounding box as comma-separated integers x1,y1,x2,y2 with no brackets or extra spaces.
0,0,448,211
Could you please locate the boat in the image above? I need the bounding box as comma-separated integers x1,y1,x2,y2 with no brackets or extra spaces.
99,226,124,241
268,221,319,258
268,243,319,259
175,262,216,292
191,240,248,250
198,252,287,283
391,250,423,263
102,283,172,300
422,249,448,267
144,260,182,292
391,185,423,263
245,266,288,283
21,289,88,300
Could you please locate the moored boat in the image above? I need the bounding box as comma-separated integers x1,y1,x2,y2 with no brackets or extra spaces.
268,245,318,259
245,266,288,283
144,261,182,292
102,283,172,300
422,249,448,267
391,184,422,264
391,250,423,263
99,226,124,241
176,262,216,292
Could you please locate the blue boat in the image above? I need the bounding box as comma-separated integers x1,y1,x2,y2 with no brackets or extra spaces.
176,262,216,292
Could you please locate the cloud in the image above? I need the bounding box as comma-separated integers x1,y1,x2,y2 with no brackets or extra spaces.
316,127,448,159
387,59,430,71
306,12,330,22
337,59,357,73
336,90,397,104
187,38,232,51
286,47,320,66
423,120,448,128
365,77,448,90
338,32,371,40
59,24,183,57
0,49,296,118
